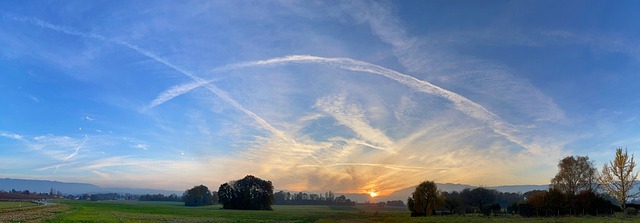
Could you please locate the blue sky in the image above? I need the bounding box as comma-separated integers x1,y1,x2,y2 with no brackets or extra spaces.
2,0,640,196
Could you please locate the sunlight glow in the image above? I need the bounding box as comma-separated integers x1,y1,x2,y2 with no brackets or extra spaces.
369,191,378,197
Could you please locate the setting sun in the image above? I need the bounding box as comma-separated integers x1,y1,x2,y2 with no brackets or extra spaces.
369,192,378,197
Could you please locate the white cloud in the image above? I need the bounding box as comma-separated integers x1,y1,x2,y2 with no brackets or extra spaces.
132,143,149,150
0,132,24,141
315,94,395,153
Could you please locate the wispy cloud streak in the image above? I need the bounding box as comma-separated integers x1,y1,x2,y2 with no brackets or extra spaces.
297,163,426,172
146,80,213,110
315,94,395,153
63,136,87,161
216,55,531,153
0,132,25,141
5,14,289,142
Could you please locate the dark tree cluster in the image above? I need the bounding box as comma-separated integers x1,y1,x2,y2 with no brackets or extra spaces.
273,190,356,206
408,181,439,216
460,187,499,215
88,193,120,201
3,189,51,197
0,190,50,200
384,200,406,207
520,188,617,217
183,185,215,206
410,182,524,217
508,154,628,217
218,175,274,210
139,193,181,202
444,187,521,216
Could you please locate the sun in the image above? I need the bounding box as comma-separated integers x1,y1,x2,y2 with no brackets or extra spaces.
369,192,378,197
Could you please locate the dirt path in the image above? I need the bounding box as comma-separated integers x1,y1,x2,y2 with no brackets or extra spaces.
0,204,69,222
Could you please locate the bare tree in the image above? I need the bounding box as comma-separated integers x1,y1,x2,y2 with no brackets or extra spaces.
599,147,640,216
551,155,598,196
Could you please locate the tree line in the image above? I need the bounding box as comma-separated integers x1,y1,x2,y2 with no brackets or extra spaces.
182,175,361,209
409,147,640,218
273,190,356,206
138,193,182,202
183,175,273,210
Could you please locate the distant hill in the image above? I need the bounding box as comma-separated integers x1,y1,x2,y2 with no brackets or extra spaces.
0,178,182,195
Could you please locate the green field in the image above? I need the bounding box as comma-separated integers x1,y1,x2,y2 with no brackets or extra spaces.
0,201,38,209
6,201,630,222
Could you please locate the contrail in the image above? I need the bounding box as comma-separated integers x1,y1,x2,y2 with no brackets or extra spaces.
55,135,88,174
114,41,292,141
215,55,529,152
63,135,88,161
5,14,290,141
6,14,525,152
156,53,528,152
146,80,213,110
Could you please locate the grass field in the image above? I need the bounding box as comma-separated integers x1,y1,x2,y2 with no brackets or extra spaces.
0,201,38,209
6,200,631,222
0,202,69,222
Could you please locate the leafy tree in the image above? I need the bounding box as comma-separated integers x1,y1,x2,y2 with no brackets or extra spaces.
551,156,598,195
211,191,219,204
139,193,182,202
526,190,547,216
272,190,354,206
461,187,497,215
274,191,286,204
489,203,501,216
544,188,566,216
386,200,405,206
407,181,438,217
441,191,461,214
599,147,640,216
218,175,274,210
551,155,597,215
183,185,213,206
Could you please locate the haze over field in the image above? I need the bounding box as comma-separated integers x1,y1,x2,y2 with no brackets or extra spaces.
1,1,640,197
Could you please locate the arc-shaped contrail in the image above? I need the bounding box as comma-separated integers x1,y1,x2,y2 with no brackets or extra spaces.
154,54,529,152
215,55,529,152
7,14,525,151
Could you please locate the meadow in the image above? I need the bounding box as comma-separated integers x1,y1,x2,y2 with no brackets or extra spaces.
0,200,624,223
0,201,38,209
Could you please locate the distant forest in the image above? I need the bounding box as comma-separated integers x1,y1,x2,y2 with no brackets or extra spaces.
273,191,356,206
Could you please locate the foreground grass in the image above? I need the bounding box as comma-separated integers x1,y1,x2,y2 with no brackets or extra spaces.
42,200,639,223
0,203,69,222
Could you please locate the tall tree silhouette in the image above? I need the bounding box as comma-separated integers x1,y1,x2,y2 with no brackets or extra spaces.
600,147,640,216
408,181,438,217
218,175,274,210
182,185,213,206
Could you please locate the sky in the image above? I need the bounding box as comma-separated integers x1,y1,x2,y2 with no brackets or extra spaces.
1,0,640,197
